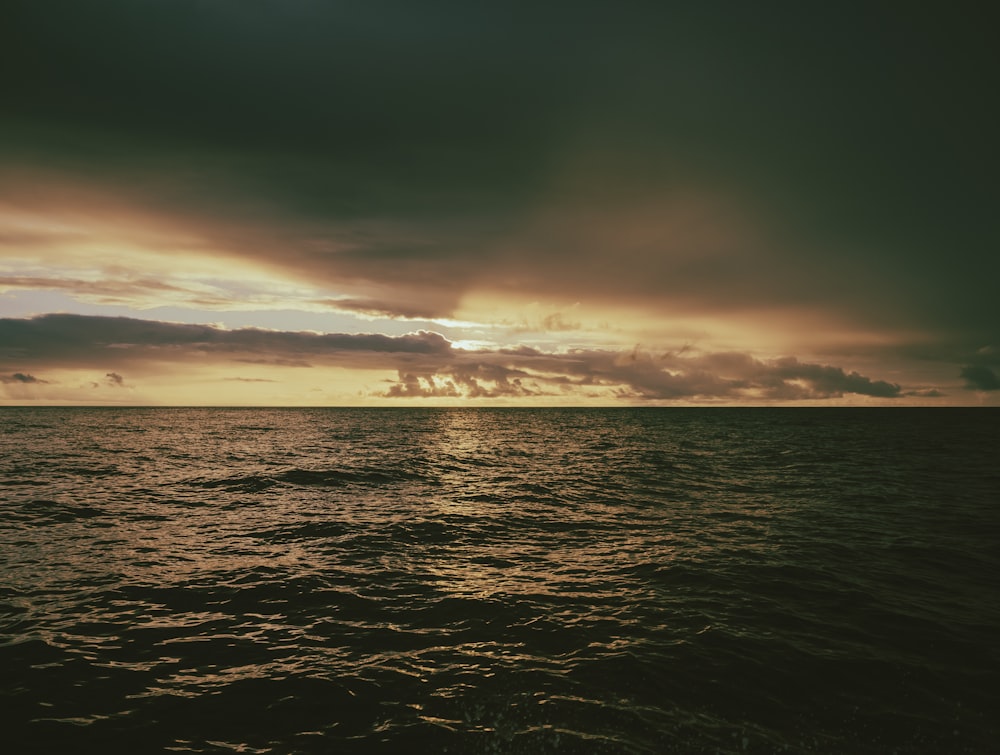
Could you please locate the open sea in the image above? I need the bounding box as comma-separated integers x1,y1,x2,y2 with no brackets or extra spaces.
1,407,998,753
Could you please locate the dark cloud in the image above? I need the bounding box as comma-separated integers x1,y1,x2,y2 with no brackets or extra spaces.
767,357,901,399
961,365,1000,391
316,298,445,322
2,1,997,344
105,372,124,386
1,372,46,384
0,314,453,370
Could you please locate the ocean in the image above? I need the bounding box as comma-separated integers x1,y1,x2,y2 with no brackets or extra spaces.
1,407,997,753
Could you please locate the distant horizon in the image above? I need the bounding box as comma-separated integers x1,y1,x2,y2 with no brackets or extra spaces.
4,403,997,410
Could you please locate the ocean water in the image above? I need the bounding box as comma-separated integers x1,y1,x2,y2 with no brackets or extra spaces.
1,407,998,754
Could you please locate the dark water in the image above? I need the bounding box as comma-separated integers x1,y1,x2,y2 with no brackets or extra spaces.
1,408,998,753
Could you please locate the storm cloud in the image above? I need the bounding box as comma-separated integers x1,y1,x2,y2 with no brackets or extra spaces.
961,365,1000,392
2,2,998,341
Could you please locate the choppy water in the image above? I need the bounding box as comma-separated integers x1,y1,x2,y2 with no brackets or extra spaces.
1,408,998,753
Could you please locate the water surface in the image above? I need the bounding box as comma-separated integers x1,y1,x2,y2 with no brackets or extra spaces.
2,408,998,752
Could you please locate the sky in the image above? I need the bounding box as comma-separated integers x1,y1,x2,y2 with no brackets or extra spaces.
2,1,998,405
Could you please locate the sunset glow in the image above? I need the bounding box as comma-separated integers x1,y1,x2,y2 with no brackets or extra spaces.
2,4,997,406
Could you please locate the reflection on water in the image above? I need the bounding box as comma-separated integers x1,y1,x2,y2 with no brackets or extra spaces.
1,407,998,752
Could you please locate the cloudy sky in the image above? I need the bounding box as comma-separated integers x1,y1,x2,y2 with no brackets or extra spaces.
2,1,997,405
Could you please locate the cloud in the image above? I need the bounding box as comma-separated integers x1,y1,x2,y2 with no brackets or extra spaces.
0,314,453,371
1,372,46,384
317,298,446,321
0,272,284,312
386,361,544,399
385,373,460,399
2,2,998,346
766,357,901,399
2,314,908,403
382,344,903,401
961,365,1000,391
0,275,188,300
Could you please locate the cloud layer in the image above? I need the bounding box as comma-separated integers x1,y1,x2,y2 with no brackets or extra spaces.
2,3,998,340
1,4,997,404
2,314,904,403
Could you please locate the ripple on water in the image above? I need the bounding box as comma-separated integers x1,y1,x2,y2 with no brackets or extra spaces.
1,407,998,752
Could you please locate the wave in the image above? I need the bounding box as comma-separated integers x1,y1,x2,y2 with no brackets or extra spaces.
187,466,434,493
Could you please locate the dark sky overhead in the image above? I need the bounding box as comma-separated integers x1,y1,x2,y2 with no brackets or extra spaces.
1,1,998,404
